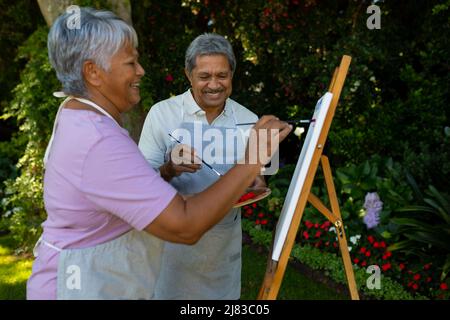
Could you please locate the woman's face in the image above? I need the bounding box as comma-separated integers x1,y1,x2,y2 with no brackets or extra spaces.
97,42,145,113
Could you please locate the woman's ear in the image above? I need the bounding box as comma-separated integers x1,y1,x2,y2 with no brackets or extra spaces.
83,60,102,88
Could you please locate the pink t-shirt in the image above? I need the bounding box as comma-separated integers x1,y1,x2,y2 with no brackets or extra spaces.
26,109,177,300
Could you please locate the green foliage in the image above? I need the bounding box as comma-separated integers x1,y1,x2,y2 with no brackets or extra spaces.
1,26,59,249
242,220,425,300
389,183,450,281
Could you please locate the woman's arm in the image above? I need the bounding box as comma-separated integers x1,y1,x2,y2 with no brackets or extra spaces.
145,116,291,244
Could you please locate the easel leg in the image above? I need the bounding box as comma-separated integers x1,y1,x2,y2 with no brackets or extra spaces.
321,156,360,300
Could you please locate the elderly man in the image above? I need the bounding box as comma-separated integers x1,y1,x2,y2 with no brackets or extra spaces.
139,33,266,299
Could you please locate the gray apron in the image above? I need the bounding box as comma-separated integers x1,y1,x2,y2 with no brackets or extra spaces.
37,96,164,299
154,101,247,300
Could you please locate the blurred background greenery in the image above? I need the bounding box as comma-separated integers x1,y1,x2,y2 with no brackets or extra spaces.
0,0,448,299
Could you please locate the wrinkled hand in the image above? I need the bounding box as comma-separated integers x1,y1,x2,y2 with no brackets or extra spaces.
159,144,201,181
245,115,292,166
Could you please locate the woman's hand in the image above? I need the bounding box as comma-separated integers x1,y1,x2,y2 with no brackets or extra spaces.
245,115,292,167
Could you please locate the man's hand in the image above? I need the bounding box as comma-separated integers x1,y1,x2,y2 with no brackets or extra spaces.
159,144,201,182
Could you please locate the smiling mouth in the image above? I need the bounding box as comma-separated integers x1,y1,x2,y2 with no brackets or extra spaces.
131,82,140,89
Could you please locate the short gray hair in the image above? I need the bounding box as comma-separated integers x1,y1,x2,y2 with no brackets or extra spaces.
48,7,138,97
185,33,236,75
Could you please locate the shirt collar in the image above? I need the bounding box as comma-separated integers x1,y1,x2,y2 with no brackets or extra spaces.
183,89,232,118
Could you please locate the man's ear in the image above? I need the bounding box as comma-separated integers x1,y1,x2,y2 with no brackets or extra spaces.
83,60,103,88
184,68,192,86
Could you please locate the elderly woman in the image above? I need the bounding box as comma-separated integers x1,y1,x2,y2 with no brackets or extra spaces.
26,7,291,300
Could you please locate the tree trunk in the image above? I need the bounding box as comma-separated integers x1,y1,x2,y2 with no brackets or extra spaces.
37,0,145,143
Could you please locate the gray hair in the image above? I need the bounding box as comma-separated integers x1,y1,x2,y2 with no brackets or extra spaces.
48,7,138,97
185,33,236,75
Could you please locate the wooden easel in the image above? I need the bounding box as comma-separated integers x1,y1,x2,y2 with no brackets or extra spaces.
258,55,359,300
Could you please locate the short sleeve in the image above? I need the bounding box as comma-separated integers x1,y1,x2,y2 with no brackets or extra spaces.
138,106,167,170
80,133,177,230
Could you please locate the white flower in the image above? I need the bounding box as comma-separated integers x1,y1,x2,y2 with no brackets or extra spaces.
329,226,336,233
349,234,362,245
348,246,352,252
294,127,305,137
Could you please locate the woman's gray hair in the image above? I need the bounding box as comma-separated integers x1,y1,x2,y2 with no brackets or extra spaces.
48,7,138,97
185,33,236,75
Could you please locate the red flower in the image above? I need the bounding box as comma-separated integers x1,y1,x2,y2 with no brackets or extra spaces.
423,263,431,270
314,223,319,228
382,263,391,271
426,277,432,283
361,261,367,267
303,231,309,239
384,251,392,258
359,247,367,254
165,74,174,82
353,258,360,264
321,221,331,229
413,274,421,281
365,250,371,257
252,203,257,208
333,242,338,248
440,283,448,290
399,263,405,271
412,283,419,290
325,241,329,247
315,231,322,238
258,213,264,218
380,241,386,248
373,242,379,248
367,235,375,244
261,219,268,225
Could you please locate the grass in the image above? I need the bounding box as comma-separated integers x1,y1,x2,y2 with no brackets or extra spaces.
0,236,32,300
0,236,346,300
241,244,347,300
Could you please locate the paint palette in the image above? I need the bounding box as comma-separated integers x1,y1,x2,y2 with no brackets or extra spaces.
234,187,271,208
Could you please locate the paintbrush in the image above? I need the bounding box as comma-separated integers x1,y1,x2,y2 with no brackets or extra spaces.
168,133,223,177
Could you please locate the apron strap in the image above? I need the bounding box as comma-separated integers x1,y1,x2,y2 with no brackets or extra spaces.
33,236,63,257
43,94,120,168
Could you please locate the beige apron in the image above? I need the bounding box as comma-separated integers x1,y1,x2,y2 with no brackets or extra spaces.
154,98,246,299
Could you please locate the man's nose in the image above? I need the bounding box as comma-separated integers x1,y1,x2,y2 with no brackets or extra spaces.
208,77,221,89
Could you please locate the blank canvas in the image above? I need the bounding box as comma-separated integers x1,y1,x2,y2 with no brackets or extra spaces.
272,92,333,261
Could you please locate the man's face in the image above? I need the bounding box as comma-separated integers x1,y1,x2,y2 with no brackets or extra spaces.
187,54,233,111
